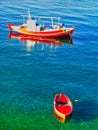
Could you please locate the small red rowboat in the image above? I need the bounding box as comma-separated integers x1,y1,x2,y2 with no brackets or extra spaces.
54,94,73,122
8,10,74,38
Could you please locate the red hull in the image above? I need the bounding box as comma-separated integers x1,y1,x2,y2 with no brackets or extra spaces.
8,24,74,38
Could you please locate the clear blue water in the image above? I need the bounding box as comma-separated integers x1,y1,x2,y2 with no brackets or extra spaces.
0,0,98,129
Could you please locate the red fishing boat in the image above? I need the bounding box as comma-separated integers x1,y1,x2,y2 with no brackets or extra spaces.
54,94,73,122
8,10,74,38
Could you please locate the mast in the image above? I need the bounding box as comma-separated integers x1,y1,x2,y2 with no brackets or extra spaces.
28,9,32,20
58,17,61,28
21,15,25,24
27,9,37,31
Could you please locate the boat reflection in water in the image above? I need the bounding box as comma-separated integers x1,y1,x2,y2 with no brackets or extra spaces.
9,32,73,51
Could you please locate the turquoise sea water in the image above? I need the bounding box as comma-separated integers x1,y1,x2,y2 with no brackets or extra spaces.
0,0,98,130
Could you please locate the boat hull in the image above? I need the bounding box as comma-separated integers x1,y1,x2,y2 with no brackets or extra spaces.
54,94,73,122
8,24,74,38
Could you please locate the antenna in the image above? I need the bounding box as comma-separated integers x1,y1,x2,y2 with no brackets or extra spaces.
21,15,25,24
58,17,61,25
28,9,31,20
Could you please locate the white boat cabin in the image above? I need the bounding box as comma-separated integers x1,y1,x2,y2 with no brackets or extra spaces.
21,10,63,32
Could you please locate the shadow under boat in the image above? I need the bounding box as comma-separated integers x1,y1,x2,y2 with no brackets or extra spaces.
8,32,73,47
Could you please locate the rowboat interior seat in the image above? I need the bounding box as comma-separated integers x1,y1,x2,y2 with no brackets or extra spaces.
56,101,68,106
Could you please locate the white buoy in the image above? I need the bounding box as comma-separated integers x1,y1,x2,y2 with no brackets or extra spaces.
74,100,78,102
